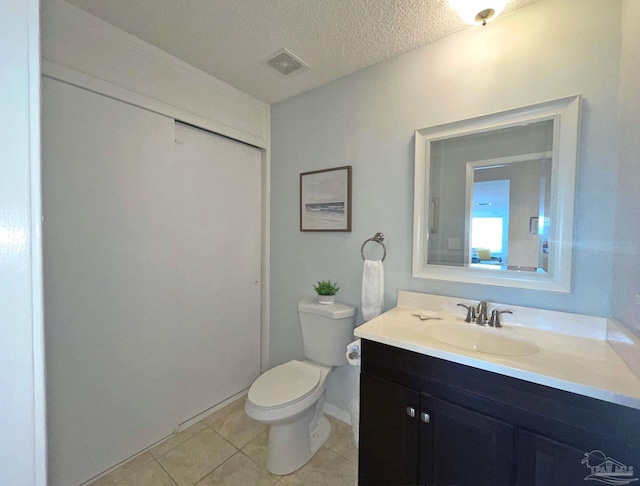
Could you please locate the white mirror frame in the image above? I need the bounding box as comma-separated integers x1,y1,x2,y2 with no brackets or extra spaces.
412,95,580,293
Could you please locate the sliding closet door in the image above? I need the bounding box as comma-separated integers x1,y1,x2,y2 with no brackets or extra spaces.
42,78,179,486
174,123,262,423
43,80,263,486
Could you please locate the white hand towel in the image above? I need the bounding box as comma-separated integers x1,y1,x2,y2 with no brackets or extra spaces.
362,259,384,321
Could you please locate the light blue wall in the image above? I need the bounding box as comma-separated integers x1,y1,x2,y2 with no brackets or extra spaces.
612,0,640,334
271,0,624,410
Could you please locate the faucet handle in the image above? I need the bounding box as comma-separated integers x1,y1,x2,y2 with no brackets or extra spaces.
457,303,476,323
489,309,513,328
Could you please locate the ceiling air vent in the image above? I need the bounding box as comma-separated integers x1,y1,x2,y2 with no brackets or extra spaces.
264,48,308,76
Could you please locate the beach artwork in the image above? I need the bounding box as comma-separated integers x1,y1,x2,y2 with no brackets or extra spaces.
300,166,352,231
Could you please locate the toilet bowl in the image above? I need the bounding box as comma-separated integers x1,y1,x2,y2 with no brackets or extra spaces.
245,300,356,475
245,360,331,475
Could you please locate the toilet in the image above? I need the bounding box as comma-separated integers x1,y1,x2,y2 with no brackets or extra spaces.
245,300,357,475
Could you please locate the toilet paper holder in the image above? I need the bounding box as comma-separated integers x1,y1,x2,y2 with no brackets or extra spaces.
346,339,361,363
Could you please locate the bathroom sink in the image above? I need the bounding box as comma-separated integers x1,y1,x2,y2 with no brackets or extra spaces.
423,322,540,357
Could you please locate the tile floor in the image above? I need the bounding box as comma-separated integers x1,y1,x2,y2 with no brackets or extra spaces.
89,397,358,486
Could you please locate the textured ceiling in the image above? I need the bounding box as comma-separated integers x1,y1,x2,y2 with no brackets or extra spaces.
57,0,541,104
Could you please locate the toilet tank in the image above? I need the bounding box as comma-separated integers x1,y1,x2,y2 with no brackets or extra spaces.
298,300,357,366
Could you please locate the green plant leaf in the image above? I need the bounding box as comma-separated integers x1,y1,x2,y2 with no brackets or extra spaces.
313,280,340,295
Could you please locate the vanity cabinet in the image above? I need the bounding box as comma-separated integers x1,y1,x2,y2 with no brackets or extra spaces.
358,340,640,486
360,373,513,485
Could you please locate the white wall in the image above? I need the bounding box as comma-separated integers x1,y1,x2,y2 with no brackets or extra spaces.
504,162,547,269
0,0,46,484
613,0,640,334
271,0,623,411
41,0,270,149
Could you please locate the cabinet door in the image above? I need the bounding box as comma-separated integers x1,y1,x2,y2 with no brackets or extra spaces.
515,429,600,486
359,373,420,485
420,394,514,486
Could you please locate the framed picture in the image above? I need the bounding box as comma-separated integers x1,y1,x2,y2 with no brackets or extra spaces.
300,166,352,232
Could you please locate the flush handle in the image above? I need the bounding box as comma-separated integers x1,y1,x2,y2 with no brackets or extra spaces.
421,412,431,423
406,407,416,418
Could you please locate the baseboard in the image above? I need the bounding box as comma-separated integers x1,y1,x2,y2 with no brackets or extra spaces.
177,389,249,432
323,402,352,425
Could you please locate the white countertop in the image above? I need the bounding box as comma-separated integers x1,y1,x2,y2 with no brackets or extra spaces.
354,292,640,411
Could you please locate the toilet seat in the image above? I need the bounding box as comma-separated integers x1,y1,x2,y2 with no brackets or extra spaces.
248,360,321,409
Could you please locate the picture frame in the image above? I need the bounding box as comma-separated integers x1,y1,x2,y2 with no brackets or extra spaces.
300,166,352,232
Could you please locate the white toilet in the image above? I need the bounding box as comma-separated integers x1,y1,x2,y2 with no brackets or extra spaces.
245,300,357,475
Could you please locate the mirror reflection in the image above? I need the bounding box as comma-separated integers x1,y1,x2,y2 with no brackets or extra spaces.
427,119,553,272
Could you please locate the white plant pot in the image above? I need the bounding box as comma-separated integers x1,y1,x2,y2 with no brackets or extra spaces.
317,295,335,305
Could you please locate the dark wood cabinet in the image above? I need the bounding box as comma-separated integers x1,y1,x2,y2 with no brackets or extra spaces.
425,394,514,486
360,373,514,486
358,339,640,486
515,429,590,486
359,373,420,485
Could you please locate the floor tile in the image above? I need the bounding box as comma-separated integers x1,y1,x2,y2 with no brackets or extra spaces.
240,429,269,468
150,421,209,459
202,398,245,428
279,447,357,486
89,452,155,486
88,397,359,486
196,452,279,486
324,416,358,463
157,428,237,486
117,460,176,486
210,398,267,448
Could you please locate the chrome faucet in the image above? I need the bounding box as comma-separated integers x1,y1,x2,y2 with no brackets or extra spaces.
488,309,513,328
456,303,476,323
475,301,488,325
457,301,487,325
458,301,514,328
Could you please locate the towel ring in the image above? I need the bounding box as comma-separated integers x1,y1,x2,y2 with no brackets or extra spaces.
361,233,386,262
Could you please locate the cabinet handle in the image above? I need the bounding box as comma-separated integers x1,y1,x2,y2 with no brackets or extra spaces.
406,407,416,418
421,412,431,423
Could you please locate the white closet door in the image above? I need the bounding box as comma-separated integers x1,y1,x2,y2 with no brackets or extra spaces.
174,123,262,423
42,78,179,486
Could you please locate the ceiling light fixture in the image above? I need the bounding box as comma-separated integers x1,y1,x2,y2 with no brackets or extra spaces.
449,0,509,26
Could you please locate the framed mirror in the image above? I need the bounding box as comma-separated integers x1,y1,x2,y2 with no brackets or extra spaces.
412,96,580,292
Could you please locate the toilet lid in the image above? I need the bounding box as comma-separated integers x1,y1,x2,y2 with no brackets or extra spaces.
248,360,321,408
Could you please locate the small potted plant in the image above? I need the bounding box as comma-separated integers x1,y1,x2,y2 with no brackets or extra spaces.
313,280,340,305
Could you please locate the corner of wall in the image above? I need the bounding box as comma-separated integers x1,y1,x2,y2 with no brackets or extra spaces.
612,0,640,333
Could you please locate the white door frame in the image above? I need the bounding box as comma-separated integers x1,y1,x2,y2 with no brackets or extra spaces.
0,0,47,484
